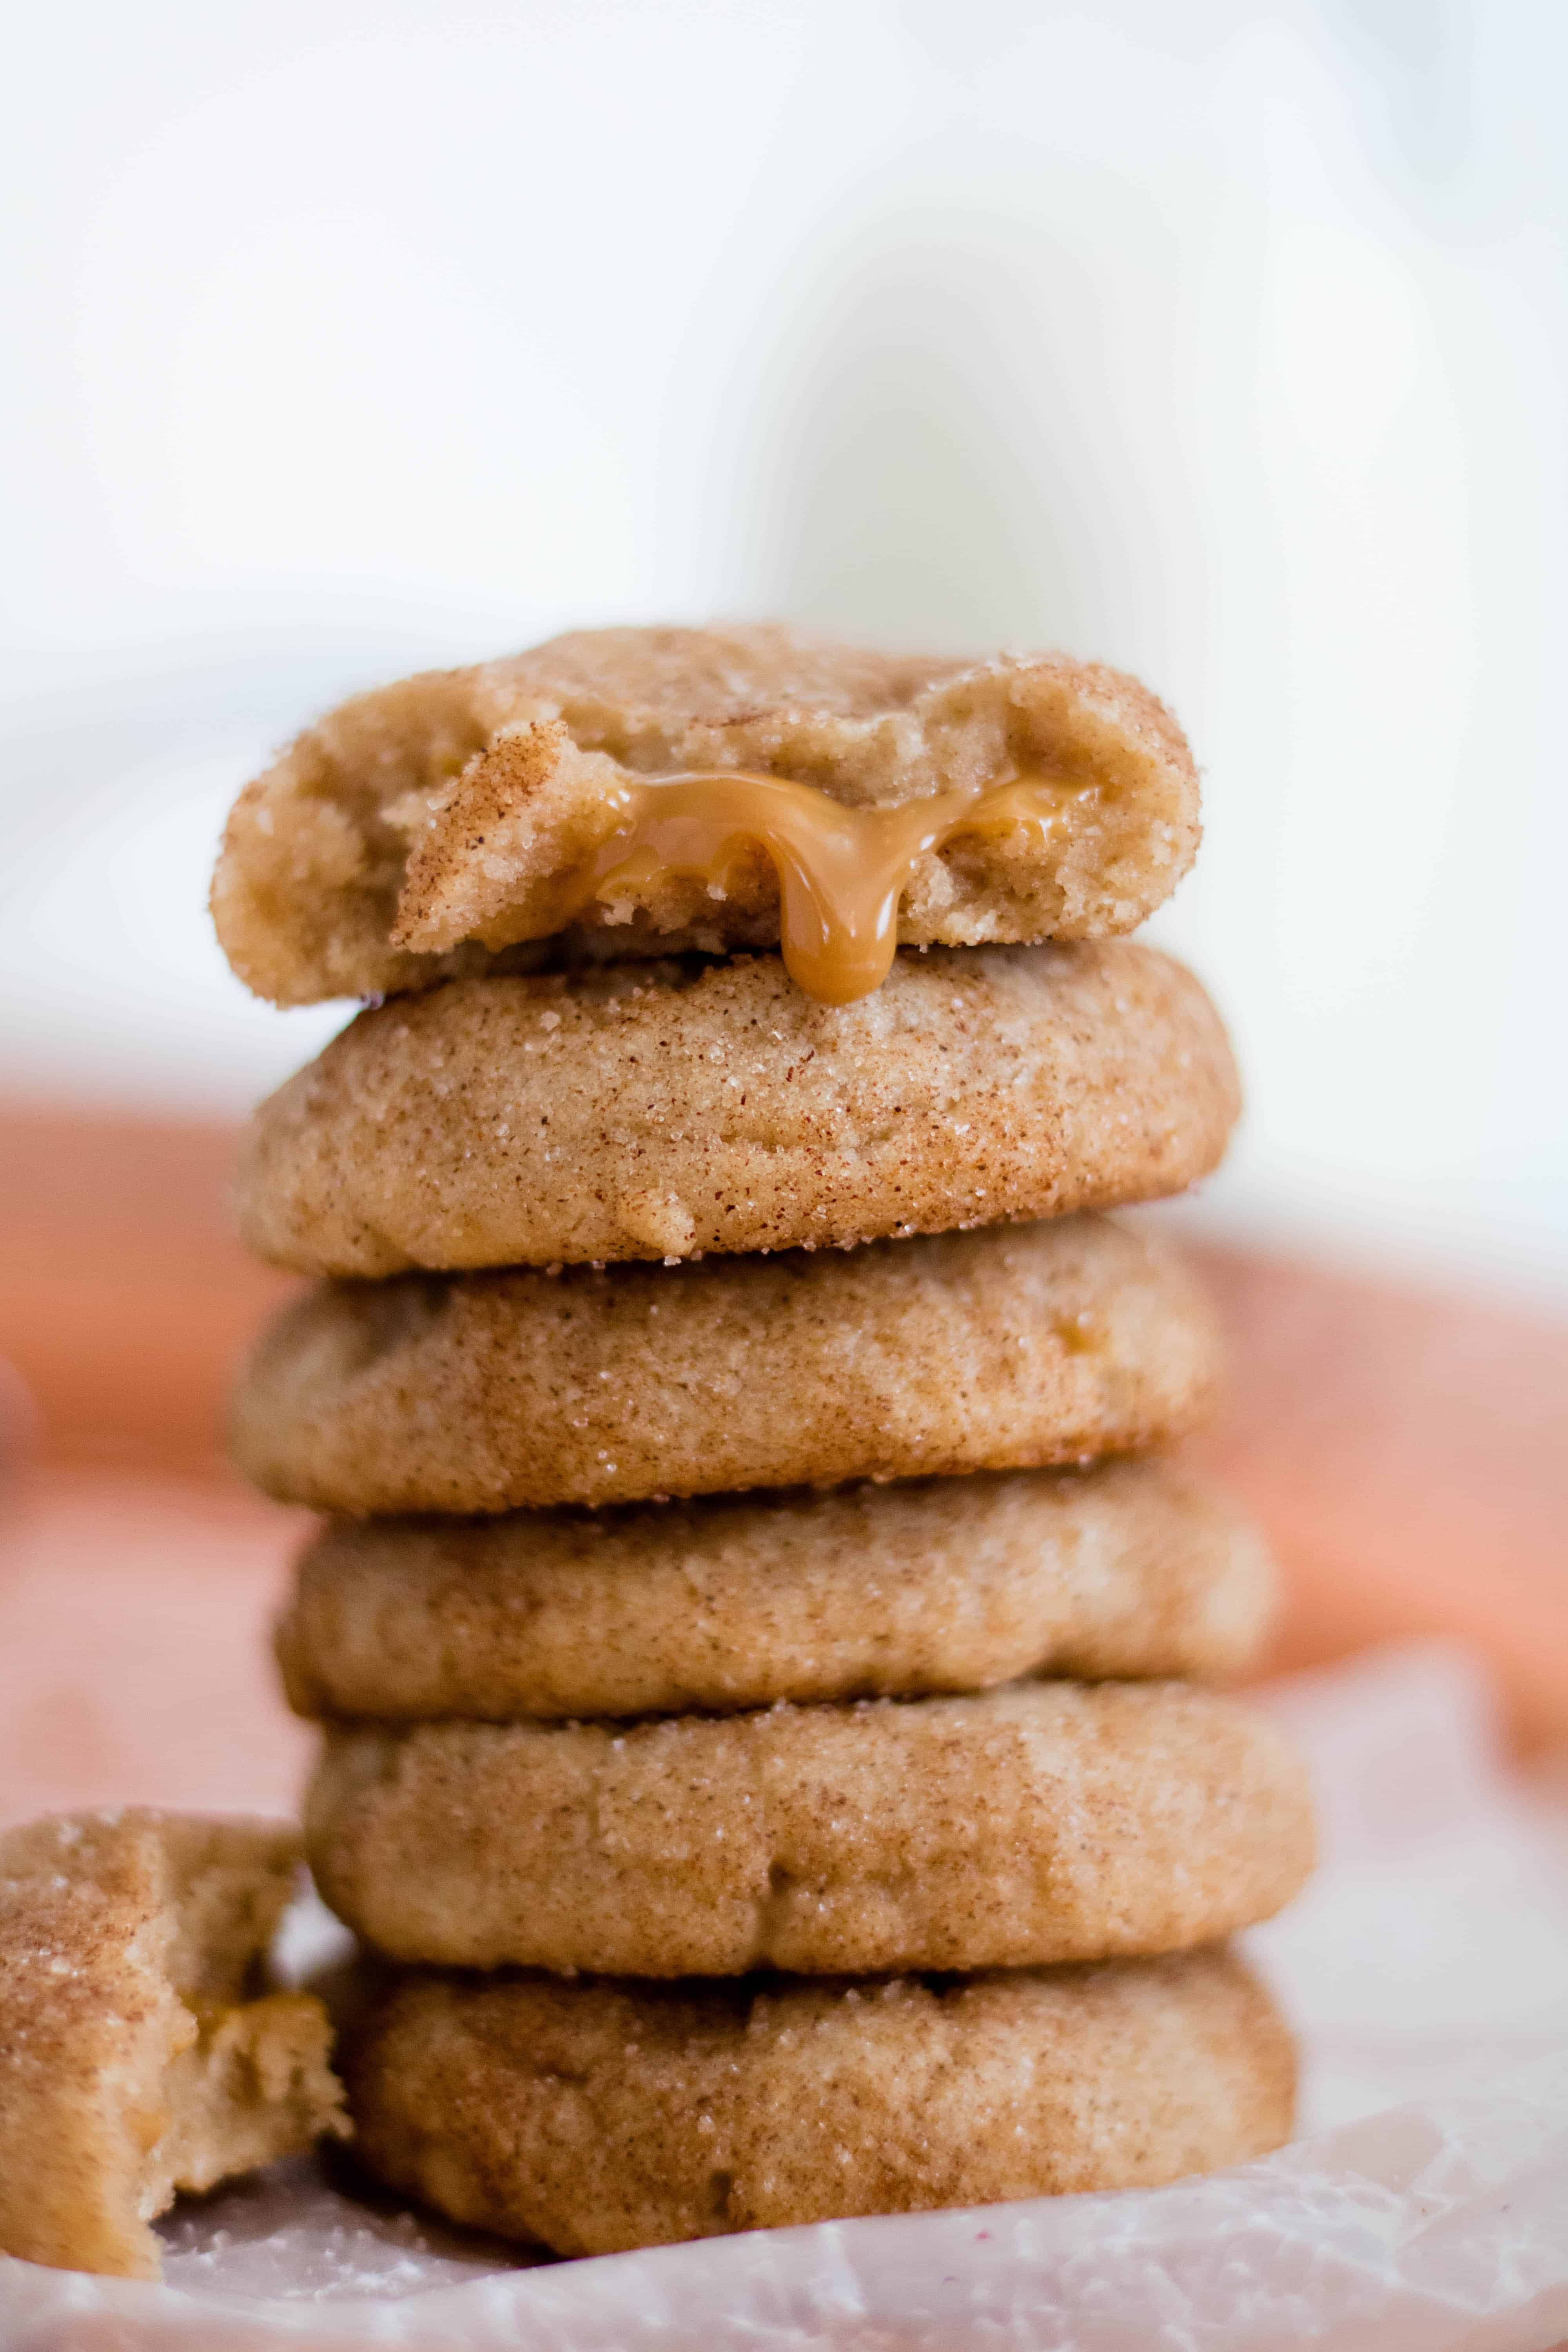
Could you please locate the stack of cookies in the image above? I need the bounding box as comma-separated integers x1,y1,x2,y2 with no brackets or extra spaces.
215,626,1314,2258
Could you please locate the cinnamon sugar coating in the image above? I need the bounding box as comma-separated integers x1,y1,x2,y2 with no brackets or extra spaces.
237,944,1238,1276
0,1810,345,2279
229,1215,1222,1515
342,1949,1294,2255
211,626,1200,1005
306,1682,1313,1976
278,1460,1276,1724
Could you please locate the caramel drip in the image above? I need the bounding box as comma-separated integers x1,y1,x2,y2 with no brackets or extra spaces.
563,769,1090,1004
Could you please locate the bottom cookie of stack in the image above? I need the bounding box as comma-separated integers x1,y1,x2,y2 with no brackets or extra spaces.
338,1950,1295,2256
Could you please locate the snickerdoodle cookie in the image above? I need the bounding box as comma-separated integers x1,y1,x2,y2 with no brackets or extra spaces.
237,944,1238,1276
230,1215,1221,1515
0,1810,345,2279
341,1948,1294,2255
306,1682,1313,1976
278,1461,1275,1724
211,626,1200,1006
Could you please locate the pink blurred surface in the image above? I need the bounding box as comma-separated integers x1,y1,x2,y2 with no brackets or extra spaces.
0,1470,310,1828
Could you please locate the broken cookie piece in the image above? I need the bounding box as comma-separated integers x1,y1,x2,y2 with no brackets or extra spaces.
0,1809,346,2279
211,624,1200,1006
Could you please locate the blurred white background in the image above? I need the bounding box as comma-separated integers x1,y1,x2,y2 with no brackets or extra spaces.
2,0,1563,1296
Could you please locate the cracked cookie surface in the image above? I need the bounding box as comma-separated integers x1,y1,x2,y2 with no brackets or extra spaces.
237,943,1238,1275
306,1681,1314,1976
278,1460,1276,1724
230,1214,1221,1514
342,1949,1294,2254
211,625,1200,1005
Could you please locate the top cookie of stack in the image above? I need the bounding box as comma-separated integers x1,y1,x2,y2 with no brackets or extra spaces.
214,622,1201,1007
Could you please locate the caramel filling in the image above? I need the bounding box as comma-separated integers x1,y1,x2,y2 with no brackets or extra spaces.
558,769,1092,1004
